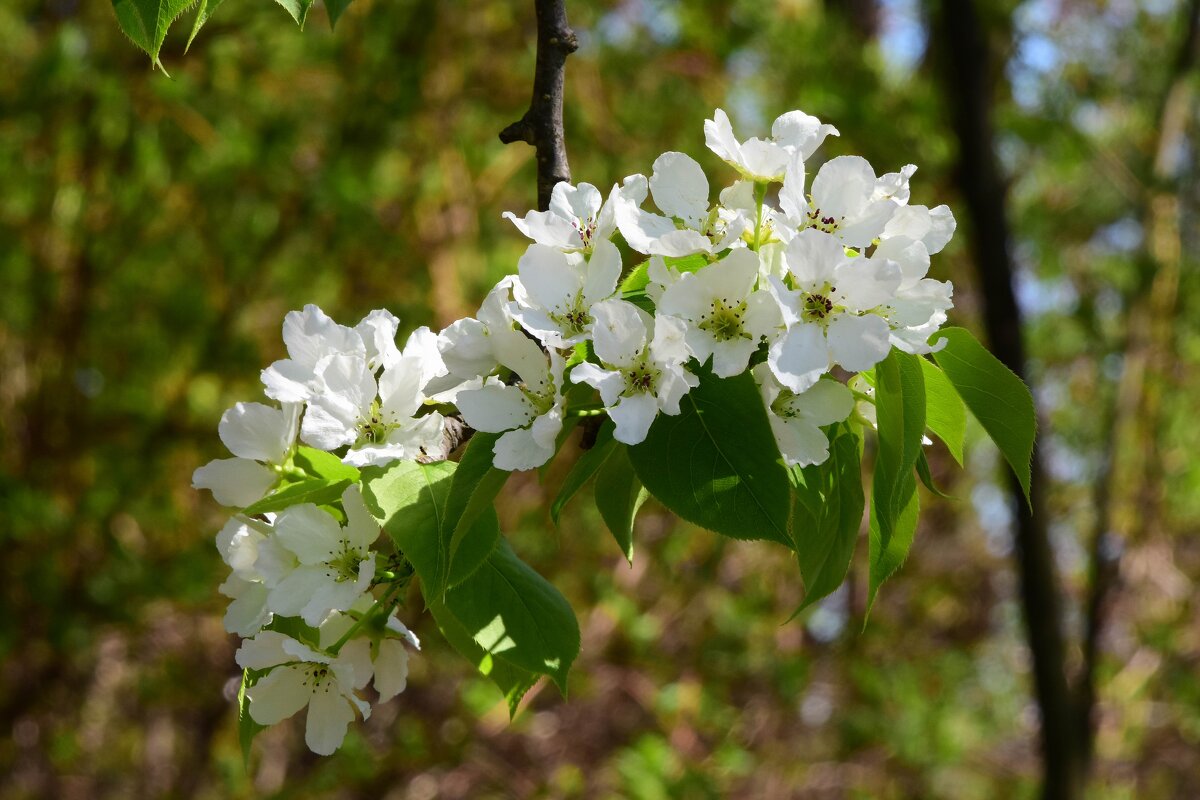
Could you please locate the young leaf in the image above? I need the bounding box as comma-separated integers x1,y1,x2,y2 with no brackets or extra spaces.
325,0,355,28
550,421,615,524
919,358,965,465
593,444,647,564
932,327,1037,506
790,431,865,614
427,598,539,719
237,668,266,769
442,433,510,593
273,0,315,26
872,350,926,551
242,477,353,516
110,0,195,66
628,367,792,547
866,480,919,617
441,539,580,693
185,0,226,51
915,451,953,499
361,460,500,592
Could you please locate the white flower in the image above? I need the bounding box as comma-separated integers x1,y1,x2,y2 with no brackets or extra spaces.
887,278,955,354
655,248,780,377
881,203,957,255
510,241,622,348
266,486,379,627
455,340,567,471
779,155,900,248
301,349,445,468
261,305,367,402
704,108,839,182
502,181,619,254
236,630,370,756
768,229,901,393
192,402,301,508
319,601,421,703
753,365,853,467
614,153,745,257
214,515,301,636
570,299,698,445
437,277,520,383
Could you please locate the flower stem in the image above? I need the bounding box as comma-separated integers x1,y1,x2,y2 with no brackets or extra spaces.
326,581,403,657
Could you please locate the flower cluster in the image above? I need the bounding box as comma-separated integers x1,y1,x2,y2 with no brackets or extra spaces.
195,107,955,755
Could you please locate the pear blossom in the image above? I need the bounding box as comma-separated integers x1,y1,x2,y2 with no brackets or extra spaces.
502,181,619,254
753,365,854,467
261,305,366,402
236,631,370,756
455,341,567,471
655,248,780,378
881,203,957,256
319,601,421,702
192,402,301,508
570,299,697,445
704,108,839,182
768,229,902,393
301,345,446,468
267,486,379,627
779,155,900,248
510,242,621,348
614,153,745,257
214,515,302,636
437,276,521,383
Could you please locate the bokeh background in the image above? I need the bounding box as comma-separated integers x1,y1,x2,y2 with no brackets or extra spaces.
2,0,1199,797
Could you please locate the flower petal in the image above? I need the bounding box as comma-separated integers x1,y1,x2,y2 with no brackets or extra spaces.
192,458,277,508
650,151,710,227
609,392,659,445
373,638,411,702
248,666,311,726
827,314,891,372
219,402,296,463
274,505,343,565
456,382,536,433
305,681,356,755
768,323,829,394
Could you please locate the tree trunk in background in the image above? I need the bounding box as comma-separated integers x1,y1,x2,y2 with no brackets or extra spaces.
824,0,880,38
931,2,1078,798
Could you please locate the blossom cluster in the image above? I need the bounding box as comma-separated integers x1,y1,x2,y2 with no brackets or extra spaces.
194,107,954,755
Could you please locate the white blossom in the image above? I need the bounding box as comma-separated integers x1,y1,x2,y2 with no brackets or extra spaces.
261,305,366,403
570,299,698,445
319,601,422,703
192,402,300,508
510,241,621,348
704,108,839,182
266,486,379,627
655,248,780,377
779,155,900,248
236,631,370,756
502,181,620,254
753,365,853,467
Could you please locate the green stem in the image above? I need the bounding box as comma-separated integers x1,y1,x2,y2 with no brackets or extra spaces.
327,581,402,657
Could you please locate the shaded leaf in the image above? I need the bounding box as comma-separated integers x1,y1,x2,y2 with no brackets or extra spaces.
550,420,614,524
242,478,353,516
110,0,195,66
593,444,647,563
919,357,965,465
866,478,919,618
872,350,925,551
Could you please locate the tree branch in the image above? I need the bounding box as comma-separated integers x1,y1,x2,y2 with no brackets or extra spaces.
931,2,1078,797
499,0,577,212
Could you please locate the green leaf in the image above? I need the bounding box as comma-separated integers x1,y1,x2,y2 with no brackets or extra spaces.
273,0,315,26
442,433,510,594
362,460,499,592
237,668,266,769
427,598,539,718
867,479,919,617
872,350,925,551
441,539,580,693
915,451,953,499
185,0,225,51
593,444,647,564
628,367,792,547
619,254,709,297
790,431,865,614
324,0,355,28
932,327,1037,506
919,358,965,465
550,421,615,524
242,477,353,516
111,0,194,66
293,446,360,482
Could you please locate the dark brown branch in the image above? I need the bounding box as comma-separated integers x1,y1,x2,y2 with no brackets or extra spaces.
932,2,1078,797
499,0,577,212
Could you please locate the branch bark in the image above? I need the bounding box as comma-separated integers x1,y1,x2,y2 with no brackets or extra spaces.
931,2,1077,797
499,0,577,212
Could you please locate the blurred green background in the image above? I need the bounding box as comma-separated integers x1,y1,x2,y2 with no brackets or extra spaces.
2,0,1198,797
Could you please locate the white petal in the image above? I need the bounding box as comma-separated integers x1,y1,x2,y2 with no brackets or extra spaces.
517,244,584,314
438,317,497,379
248,666,311,726
737,138,790,181
570,362,625,406
925,205,956,254
615,204,684,256
379,357,423,420
768,323,829,393
219,402,295,463
373,639,411,702
355,309,402,371
400,325,448,386
299,402,358,452
771,415,834,468
220,577,272,637
710,337,758,378
873,163,917,204
778,154,808,221
650,151,710,227
834,256,902,312
192,458,276,508
582,239,622,306
274,505,342,565
216,517,262,575
502,209,581,250
590,300,649,367
649,313,692,366
609,392,659,445
827,314,891,372
872,236,930,289
837,200,897,248
791,379,855,426
703,109,742,166
341,485,379,551
771,110,839,160
235,631,292,670
261,359,317,403
304,682,356,755
811,156,877,221
550,181,602,228
282,305,365,368
493,427,555,471
456,382,536,433
743,291,783,340
785,229,845,288
654,364,699,415
268,566,333,618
